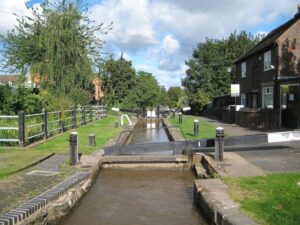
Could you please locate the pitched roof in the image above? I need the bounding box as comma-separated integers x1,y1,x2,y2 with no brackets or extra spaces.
235,12,300,63
0,75,19,84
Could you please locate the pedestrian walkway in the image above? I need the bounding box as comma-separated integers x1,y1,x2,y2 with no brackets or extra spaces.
200,116,266,136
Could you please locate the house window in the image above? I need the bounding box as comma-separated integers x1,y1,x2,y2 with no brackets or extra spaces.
241,93,246,106
264,51,272,71
262,86,273,108
241,62,247,78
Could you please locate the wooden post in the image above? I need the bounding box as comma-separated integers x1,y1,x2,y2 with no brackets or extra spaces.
89,105,93,123
60,111,64,133
82,106,86,126
18,110,25,147
42,109,48,139
73,106,77,128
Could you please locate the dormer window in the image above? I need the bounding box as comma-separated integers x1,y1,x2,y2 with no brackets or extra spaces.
264,50,272,71
241,62,247,78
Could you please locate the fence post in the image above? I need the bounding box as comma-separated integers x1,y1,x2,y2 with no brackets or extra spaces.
89,105,93,123
60,110,64,133
18,110,25,147
42,109,48,139
73,106,77,128
82,106,86,126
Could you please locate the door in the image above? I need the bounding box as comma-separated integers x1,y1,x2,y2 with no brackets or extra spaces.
281,84,299,129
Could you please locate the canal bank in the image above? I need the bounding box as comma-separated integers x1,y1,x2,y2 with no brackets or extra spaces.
0,116,260,225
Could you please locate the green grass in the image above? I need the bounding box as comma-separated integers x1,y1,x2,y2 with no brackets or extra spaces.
0,115,121,179
224,173,300,225
169,115,216,139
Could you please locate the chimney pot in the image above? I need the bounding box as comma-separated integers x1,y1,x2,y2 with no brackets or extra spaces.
298,3,300,13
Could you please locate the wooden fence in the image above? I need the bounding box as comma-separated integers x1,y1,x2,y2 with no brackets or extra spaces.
0,105,107,147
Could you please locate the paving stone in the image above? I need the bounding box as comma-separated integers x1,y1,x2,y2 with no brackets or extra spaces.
0,219,9,225
36,155,68,172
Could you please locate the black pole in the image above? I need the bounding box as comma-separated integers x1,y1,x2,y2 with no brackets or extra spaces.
194,119,199,136
18,110,25,147
179,112,183,124
42,109,48,139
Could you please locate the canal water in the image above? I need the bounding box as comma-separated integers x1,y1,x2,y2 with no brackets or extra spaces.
129,120,170,144
60,120,208,225
61,170,208,225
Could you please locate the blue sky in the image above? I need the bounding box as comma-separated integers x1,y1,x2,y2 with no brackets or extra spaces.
0,0,299,88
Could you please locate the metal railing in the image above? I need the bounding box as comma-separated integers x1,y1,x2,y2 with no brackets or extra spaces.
0,105,107,147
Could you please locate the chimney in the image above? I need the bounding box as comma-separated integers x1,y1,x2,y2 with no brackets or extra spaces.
298,4,300,13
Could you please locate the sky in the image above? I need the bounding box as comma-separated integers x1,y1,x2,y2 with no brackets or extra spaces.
0,0,299,88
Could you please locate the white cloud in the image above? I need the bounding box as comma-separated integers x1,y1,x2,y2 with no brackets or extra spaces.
0,0,34,35
0,0,299,87
161,35,179,54
90,0,157,51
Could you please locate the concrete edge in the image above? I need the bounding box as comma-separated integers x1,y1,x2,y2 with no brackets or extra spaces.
193,179,259,225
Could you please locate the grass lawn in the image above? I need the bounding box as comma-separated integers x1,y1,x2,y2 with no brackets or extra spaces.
0,115,121,179
224,173,300,225
169,115,216,139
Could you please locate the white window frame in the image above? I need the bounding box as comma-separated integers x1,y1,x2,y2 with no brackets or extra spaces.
241,62,247,78
241,93,247,106
262,86,273,108
264,51,272,71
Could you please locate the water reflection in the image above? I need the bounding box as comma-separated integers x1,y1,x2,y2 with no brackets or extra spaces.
130,120,169,144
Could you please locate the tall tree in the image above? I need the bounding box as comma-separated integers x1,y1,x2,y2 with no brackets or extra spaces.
1,0,111,95
123,71,160,111
167,86,184,108
100,55,136,107
182,31,260,111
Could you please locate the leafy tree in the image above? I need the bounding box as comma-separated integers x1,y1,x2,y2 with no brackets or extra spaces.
100,56,136,107
157,86,169,107
167,86,184,108
1,0,111,95
122,71,160,111
182,31,260,112
187,89,210,113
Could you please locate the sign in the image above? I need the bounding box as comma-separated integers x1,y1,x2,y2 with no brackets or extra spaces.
111,107,120,112
231,84,240,97
182,107,191,111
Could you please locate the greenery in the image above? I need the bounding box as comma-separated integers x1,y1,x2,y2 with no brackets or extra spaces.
169,114,216,139
100,55,137,107
1,0,111,94
0,115,121,179
100,56,167,111
167,86,185,109
182,31,262,113
224,173,300,225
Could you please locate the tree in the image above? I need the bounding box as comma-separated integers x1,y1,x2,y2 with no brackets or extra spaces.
157,86,169,107
167,86,184,108
100,55,136,107
1,0,111,95
182,31,260,112
122,71,160,111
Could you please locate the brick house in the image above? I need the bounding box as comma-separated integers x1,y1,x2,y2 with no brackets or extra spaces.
234,5,300,129
0,75,19,86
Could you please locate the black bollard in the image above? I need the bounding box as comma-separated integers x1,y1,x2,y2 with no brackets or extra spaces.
89,134,96,147
69,132,78,165
215,127,224,161
179,112,183,124
194,119,199,136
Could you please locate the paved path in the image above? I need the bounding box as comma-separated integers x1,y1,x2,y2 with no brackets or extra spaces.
200,116,266,136
37,154,68,171
236,141,300,172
